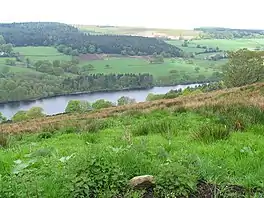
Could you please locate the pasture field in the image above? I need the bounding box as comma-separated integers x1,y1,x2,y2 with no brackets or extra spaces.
1,83,264,197
14,46,72,62
190,39,264,51
79,57,219,80
166,40,205,53
0,57,40,73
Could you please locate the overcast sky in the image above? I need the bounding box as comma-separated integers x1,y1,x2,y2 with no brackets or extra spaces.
1,0,263,29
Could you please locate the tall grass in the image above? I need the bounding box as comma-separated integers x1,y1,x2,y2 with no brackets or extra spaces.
192,124,231,143
131,118,177,137
0,133,9,148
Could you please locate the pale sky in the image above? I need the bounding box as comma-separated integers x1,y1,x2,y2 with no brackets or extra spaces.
0,0,263,29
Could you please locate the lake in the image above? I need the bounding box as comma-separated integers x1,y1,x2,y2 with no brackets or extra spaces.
0,84,200,118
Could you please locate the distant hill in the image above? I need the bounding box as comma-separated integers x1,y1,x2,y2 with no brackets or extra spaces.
0,22,182,57
75,24,200,40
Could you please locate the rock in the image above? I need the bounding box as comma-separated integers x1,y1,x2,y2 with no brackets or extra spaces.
129,175,155,189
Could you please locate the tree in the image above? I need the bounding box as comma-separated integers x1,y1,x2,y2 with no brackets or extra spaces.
26,58,31,67
223,49,264,87
0,35,6,45
105,64,110,69
65,100,92,113
88,45,96,53
195,67,200,73
117,96,136,106
12,111,28,122
92,99,114,110
71,49,79,56
5,59,16,66
27,107,45,119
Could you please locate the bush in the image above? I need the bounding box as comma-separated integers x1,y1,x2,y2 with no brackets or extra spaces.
65,100,92,113
192,124,230,143
117,96,136,106
155,162,198,197
92,99,114,110
70,155,127,197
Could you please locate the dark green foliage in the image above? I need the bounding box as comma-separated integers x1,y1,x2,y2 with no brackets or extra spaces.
0,73,154,103
65,100,92,113
117,96,136,106
0,22,181,57
12,107,45,122
195,27,264,39
223,49,264,87
155,162,198,197
70,156,127,198
192,124,231,143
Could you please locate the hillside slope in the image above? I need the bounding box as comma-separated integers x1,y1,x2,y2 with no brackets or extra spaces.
1,83,264,197
2,82,264,134
0,22,182,56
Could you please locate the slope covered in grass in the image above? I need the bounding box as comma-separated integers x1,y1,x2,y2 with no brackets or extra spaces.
1,83,264,197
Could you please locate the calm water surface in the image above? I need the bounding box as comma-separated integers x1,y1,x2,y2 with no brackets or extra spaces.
0,84,200,118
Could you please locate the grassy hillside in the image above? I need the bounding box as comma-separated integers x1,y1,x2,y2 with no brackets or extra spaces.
79,57,217,80
14,47,72,61
2,46,221,85
190,39,264,51
1,83,264,197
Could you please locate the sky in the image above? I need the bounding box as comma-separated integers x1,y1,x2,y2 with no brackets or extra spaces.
0,0,263,29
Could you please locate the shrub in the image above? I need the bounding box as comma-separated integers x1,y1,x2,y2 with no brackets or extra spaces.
70,156,127,197
192,124,230,143
117,96,136,106
92,99,114,110
65,100,92,113
155,162,198,197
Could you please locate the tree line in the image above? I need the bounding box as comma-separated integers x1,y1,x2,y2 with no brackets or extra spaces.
195,27,264,39
0,22,182,57
0,72,154,103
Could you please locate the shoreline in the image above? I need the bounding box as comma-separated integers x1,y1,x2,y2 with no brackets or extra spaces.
0,80,212,106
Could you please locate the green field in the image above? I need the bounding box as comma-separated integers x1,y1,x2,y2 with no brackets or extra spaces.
166,40,205,53
190,39,264,51
14,47,72,61
79,57,218,80
0,46,225,84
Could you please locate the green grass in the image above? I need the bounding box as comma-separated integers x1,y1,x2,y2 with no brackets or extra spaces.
166,40,205,53
190,39,264,51
0,57,40,74
14,46,72,62
1,105,264,197
79,57,219,81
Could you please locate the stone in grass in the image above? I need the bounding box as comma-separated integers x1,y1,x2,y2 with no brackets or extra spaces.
129,175,155,189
